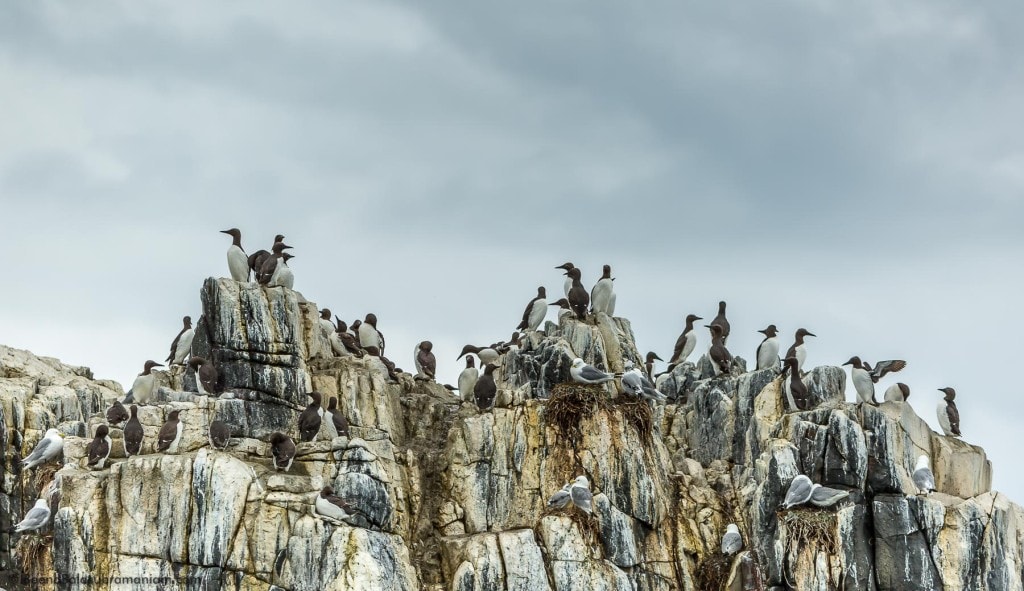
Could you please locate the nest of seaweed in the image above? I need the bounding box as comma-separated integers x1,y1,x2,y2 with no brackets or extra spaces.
31,462,60,493
14,532,53,583
612,396,653,442
695,552,734,591
545,383,610,445
780,508,840,554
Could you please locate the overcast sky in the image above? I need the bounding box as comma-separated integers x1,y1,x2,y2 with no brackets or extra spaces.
2,1,1022,500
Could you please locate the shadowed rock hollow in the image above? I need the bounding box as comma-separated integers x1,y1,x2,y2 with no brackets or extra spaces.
1,277,1020,590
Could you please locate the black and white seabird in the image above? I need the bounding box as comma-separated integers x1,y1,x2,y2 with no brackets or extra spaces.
569,475,593,514
843,356,877,405
937,387,961,437
269,432,296,472
570,358,614,384
359,313,383,356
106,398,129,426
782,357,809,411
298,392,324,442
326,397,349,438
129,360,164,405
473,364,498,411
13,498,50,534
86,424,112,469
884,383,911,403
457,356,479,401
166,316,194,366
249,234,286,280
414,341,437,381
755,325,780,371
555,262,576,297
547,483,572,509
721,524,743,555
782,475,814,509
517,287,548,332
157,410,183,453
257,240,292,285
318,308,337,340
316,486,364,523
707,324,733,376
21,429,63,470
668,314,702,366
221,228,250,282
912,455,936,495
590,265,615,315
623,361,666,403
458,344,499,366
188,356,218,396
644,352,662,383
784,329,815,373
209,420,231,450
566,268,589,320
710,301,730,345
272,253,295,289
549,298,574,321
124,405,144,456
334,318,365,357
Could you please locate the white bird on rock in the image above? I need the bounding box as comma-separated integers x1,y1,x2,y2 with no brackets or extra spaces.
570,358,614,385
13,498,50,533
457,356,479,401
569,475,593,514
912,455,936,495
782,475,813,509
22,428,64,470
590,265,615,315
547,483,572,509
721,523,743,555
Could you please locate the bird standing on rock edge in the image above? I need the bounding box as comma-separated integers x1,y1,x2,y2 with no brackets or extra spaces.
86,424,112,469
566,268,589,320
124,405,144,457
297,392,324,442
415,341,437,381
755,325,780,371
710,301,730,345
555,262,576,297
843,356,877,405
473,364,498,411
22,428,64,470
157,410,183,453
937,387,961,437
517,287,548,332
590,265,614,315
220,228,249,282
166,316,194,366
128,360,163,405
706,324,732,377
668,314,702,367
458,356,479,401
785,329,815,373
782,357,809,411
269,432,296,472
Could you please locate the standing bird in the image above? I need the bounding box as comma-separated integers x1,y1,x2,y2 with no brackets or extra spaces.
458,344,499,366
569,358,614,384
569,475,593,514
156,410,183,453
937,387,961,437
257,240,292,285
334,318,365,357
473,364,498,411
555,262,576,297
784,329,816,373
782,475,814,509
644,352,662,383
318,309,337,340
549,298,574,321
668,314,702,366
326,397,349,438
721,524,743,555
86,424,112,469
248,234,285,279
220,228,249,282
590,265,615,315
755,325,780,371
297,392,324,442
621,362,645,397
12,498,51,534
457,356,479,401
547,483,572,509
106,398,129,426
123,405,144,457
843,356,876,405
782,357,809,411
165,316,194,366
710,301,730,344
188,357,218,396
565,268,589,320
128,360,163,404
269,432,296,472
414,341,437,381
517,287,548,332
21,429,63,470
884,383,911,403
208,420,231,450
272,253,295,289
359,313,383,356
912,455,936,495
707,324,733,377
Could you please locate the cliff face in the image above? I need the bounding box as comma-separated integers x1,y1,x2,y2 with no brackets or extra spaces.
1,278,1021,591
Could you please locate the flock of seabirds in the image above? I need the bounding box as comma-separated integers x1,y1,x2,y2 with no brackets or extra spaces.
11,229,966,559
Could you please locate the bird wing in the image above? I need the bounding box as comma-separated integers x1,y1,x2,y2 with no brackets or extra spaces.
417,350,436,377
166,329,183,363
23,437,53,464
157,420,178,447
579,365,612,382
620,372,643,394
87,438,108,464
871,360,907,380
784,477,812,507
570,484,593,510
547,488,571,508
199,366,218,394
17,505,50,530
913,467,935,491
517,299,534,330
947,402,961,435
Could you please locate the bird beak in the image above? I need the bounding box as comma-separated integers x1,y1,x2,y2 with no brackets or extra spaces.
807,332,816,337
155,363,165,367
220,229,231,234
654,354,663,361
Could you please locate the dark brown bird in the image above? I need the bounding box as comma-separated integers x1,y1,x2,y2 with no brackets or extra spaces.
106,399,129,426
707,324,733,376
644,352,662,382
783,357,810,411
415,341,436,380
86,424,112,469
710,301,730,344
209,420,231,450
938,387,962,437
124,405,144,456
188,356,219,395
517,286,548,332
269,432,296,471
473,364,498,411
156,410,183,453
257,240,292,285
165,316,194,366
334,318,366,357
297,392,323,442
668,314,702,366
326,397,349,437
248,234,286,278
566,268,589,320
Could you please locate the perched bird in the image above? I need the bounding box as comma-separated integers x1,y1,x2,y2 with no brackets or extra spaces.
566,268,589,320
621,362,645,397
247,234,285,278
865,359,907,383
458,344,499,366
157,410,183,453
165,316,194,366
547,483,572,509
106,399,129,426
297,392,324,442
316,486,362,523
884,383,911,403
555,262,576,297
86,424,112,469
318,309,337,340
668,314,702,366
209,420,231,450
912,455,936,495
549,298,574,321
755,325,780,371
937,387,961,437
457,356,479,401
221,228,250,282
644,352,662,383
334,318,365,357
721,523,743,555
784,329,816,373
272,253,295,289
473,364,498,411
257,240,292,285
707,324,733,376
359,313,383,356
326,397,349,438
128,360,164,405
13,498,50,534
808,484,850,508
517,286,548,332
414,341,437,381
124,405,144,457
590,265,615,315
188,356,218,396
21,428,63,470
269,432,296,472
782,475,814,509
843,356,877,405
569,358,614,385
710,301,730,344
782,357,809,411
569,475,593,514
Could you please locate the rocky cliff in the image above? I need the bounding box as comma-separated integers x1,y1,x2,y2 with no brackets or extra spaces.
1,277,1021,590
